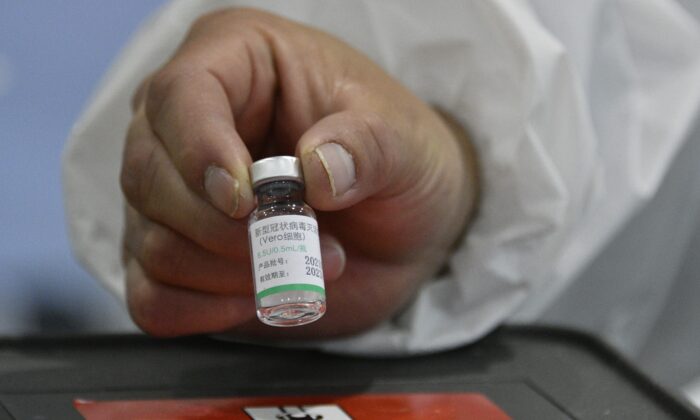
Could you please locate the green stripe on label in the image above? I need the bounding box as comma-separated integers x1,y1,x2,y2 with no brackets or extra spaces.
257,284,326,299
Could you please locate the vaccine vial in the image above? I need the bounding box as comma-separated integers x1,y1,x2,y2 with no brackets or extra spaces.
248,156,326,327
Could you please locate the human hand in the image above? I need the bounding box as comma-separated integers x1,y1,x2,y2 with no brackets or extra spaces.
120,8,478,339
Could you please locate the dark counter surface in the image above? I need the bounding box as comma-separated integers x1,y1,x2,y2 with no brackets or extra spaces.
0,326,697,419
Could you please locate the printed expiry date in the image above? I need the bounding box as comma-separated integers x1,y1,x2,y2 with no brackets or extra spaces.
305,256,322,278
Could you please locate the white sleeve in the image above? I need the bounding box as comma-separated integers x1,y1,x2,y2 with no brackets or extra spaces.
62,0,700,355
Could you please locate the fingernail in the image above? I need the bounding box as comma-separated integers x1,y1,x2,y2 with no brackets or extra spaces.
204,166,239,217
314,143,356,197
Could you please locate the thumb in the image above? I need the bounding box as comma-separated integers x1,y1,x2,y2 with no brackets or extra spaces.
297,110,409,211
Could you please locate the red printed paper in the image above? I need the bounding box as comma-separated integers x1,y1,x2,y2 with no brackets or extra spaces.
75,392,511,419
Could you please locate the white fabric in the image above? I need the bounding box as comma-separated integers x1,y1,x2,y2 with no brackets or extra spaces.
63,0,700,363
685,376,700,409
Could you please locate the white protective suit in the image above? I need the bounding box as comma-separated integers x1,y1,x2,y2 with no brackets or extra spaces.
63,0,700,390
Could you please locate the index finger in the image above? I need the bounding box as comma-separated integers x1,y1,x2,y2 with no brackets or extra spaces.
142,11,280,218
144,62,255,218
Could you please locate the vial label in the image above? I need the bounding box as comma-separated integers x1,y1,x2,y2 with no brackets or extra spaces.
249,215,324,300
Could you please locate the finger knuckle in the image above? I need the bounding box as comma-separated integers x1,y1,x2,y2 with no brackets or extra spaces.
144,67,183,123
192,7,268,29
120,137,161,212
120,126,150,206
140,226,186,282
338,110,394,182
191,9,229,28
129,304,171,338
177,143,202,174
359,111,397,180
126,274,173,337
130,75,152,112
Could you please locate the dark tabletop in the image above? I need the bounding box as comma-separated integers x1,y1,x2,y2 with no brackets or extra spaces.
0,326,697,419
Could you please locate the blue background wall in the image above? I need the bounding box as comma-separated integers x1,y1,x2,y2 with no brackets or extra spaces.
0,1,166,334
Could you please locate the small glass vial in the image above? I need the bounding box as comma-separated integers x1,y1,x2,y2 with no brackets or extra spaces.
248,156,326,327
